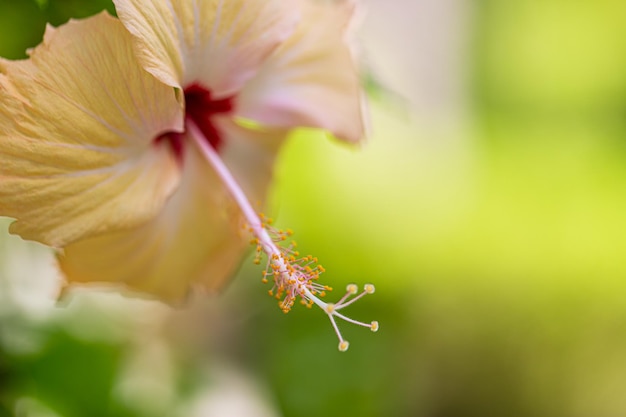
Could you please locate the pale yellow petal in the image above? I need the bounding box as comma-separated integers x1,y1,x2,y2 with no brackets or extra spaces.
113,0,299,96
0,13,184,247
59,124,286,302
237,0,366,143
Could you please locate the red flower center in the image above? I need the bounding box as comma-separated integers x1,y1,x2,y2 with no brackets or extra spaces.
156,83,235,161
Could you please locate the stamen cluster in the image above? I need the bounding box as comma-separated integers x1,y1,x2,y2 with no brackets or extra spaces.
246,215,378,351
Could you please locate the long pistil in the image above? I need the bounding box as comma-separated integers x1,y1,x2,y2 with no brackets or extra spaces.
187,120,377,351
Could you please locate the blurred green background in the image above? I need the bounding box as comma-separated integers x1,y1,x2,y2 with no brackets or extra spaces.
2,0,626,416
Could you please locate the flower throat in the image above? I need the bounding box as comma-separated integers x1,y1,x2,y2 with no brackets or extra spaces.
156,83,234,159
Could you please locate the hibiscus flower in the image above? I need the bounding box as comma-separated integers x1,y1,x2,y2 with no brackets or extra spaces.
0,0,376,350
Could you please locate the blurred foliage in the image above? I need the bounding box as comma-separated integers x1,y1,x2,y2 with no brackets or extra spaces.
0,0,114,60
2,0,626,417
